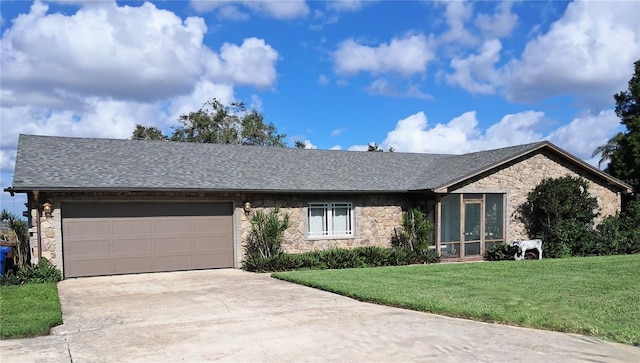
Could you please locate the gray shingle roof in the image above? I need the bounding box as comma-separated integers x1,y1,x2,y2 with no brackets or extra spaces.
9,134,629,193
416,142,552,191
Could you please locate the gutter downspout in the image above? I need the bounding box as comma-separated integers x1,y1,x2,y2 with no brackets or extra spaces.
33,190,42,260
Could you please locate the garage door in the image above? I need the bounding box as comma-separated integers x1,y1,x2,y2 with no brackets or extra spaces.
62,202,234,278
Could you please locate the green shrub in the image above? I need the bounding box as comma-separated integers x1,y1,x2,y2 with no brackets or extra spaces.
620,196,640,254
356,246,393,267
577,196,640,256
518,176,599,258
1,258,62,285
404,248,439,264
317,248,366,269
484,243,518,261
242,254,320,272
242,246,438,272
245,207,291,258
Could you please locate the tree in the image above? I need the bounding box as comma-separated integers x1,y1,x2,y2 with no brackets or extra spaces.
517,176,599,258
170,98,286,147
367,143,394,152
170,99,242,144
294,140,306,149
131,125,167,140
132,98,287,147
594,59,640,192
240,110,286,147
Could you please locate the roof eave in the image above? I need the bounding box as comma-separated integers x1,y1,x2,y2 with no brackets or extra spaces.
5,186,411,195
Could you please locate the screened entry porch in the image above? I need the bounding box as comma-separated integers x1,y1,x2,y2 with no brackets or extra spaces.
438,193,505,260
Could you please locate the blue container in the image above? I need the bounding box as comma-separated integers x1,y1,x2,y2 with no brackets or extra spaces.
0,246,12,275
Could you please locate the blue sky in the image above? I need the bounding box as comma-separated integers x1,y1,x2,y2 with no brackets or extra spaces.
1,0,639,216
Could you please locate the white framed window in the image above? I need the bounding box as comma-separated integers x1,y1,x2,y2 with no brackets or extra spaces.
307,202,354,238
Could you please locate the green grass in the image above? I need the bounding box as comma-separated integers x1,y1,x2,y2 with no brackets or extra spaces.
273,254,640,346
0,283,63,339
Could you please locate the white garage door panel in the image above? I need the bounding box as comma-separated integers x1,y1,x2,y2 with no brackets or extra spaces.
62,202,234,278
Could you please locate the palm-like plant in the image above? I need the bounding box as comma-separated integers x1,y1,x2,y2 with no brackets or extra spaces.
1,210,31,270
246,207,291,258
592,132,624,169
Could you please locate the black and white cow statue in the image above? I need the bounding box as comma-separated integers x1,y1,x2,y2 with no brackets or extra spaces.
510,239,543,260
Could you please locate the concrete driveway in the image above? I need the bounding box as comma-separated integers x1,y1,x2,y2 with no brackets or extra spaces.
1,269,639,362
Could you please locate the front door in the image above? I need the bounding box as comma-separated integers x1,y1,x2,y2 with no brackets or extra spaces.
463,201,482,257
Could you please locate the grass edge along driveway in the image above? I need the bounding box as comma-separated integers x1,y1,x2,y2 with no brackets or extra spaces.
273,254,640,346
0,283,63,339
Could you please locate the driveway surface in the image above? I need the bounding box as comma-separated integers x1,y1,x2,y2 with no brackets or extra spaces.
1,269,639,362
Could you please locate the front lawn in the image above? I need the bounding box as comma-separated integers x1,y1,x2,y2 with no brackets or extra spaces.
273,254,640,345
0,283,63,339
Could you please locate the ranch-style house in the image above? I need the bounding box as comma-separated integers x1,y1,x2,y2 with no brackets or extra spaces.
5,134,632,278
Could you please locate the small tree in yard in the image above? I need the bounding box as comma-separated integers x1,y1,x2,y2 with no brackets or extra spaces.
392,208,434,252
245,207,291,258
518,176,599,258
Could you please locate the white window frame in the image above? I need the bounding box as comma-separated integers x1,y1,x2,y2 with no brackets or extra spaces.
307,202,354,239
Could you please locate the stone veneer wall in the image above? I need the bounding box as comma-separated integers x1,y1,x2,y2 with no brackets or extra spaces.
27,197,61,269
28,191,410,274
239,193,410,254
450,150,623,242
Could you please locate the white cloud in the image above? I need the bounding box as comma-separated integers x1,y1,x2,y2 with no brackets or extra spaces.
1,1,207,106
347,144,368,151
0,1,280,182
215,5,251,21
438,0,638,110
475,2,518,39
215,38,279,88
0,76,237,176
379,110,542,154
299,140,317,149
379,108,620,167
0,99,163,173
381,111,478,154
318,74,330,86
190,0,309,19
167,81,236,122
331,128,348,137
502,0,640,108
1,1,279,109
548,109,622,164
365,79,397,97
439,0,476,45
328,0,367,12
365,79,432,100
446,39,501,94
472,111,543,150
333,33,434,76
330,145,343,151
